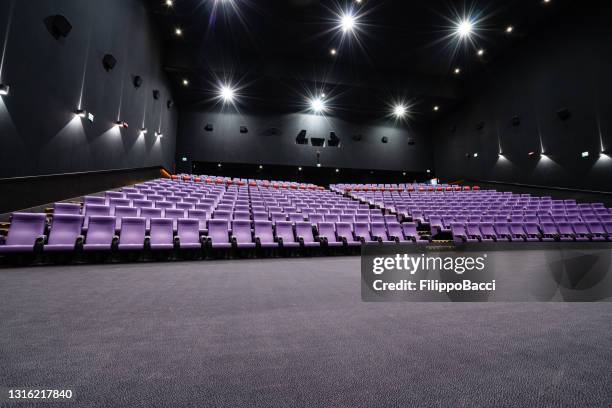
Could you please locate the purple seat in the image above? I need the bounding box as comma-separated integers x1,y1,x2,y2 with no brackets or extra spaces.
479,223,497,241
133,199,154,209
155,201,174,210
253,212,269,221
384,215,398,225
494,222,511,241
233,211,251,221
54,202,81,215
402,223,420,242
126,193,145,201
177,218,203,249
295,221,320,247
105,191,124,201
207,219,232,249
540,222,560,241
113,206,138,231
83,204,111,230
83,216,116,251
336,222,360,246
604,222,612,241
84,196,106,206
509,223,527,241
317,222,343,247
149,218,175,250
451,222,469,243
557,222,576,241
176,202,195,211
165,208,186,231
340,214,355,224
370,222,396,244
231,220,256,248
288,213,304,223
587,222,607,241
44,214,83,252
370,215,385,224
354,222,374,243
387,223,409,243
254,221,279,248
188,209,208,233
308,214,324,225
570,222,591,241
355,214,370,223
213,210,232,221
109,198,131,211
118,217,146,251
324,214,340,223
140,208,162,231
271,212,287,224
523,223,545,241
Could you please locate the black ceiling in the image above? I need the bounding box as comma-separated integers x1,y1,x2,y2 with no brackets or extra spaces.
147,0,571,119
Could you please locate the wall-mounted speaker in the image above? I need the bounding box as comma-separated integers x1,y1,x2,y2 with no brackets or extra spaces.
133,76,143,88
204,123,214,132
407,138,416,146
296,130,308,145
476,121,485,131
44,15,72,40
328,131,340,147
102,54,117,72
381,136,388,144
152,90,160,100
512,115,521,127
556,107,571,121
240,126,248,134
167,100,173,109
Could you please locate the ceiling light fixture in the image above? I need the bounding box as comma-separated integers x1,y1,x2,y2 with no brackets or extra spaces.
0,84,9,95
393,104,407,118
456,19,474,39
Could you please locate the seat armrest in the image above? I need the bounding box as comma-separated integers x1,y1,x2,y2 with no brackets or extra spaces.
276,236,283,245
298,237,305,246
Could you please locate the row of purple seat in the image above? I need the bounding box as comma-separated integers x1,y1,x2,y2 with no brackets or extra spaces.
429,214,612,230
0,212,424,254
450,221,612,242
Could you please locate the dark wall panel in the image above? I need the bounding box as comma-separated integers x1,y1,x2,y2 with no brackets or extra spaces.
432,4,612,192
176,111,434,173
0,0,176,178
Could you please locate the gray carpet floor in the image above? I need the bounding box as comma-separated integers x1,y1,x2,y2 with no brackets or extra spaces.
1,257,612,407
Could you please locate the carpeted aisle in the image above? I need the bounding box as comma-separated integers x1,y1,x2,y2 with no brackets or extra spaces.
1,257,612,407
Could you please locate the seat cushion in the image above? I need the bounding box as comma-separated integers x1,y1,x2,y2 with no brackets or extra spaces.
0,245,35,253
118,244,144,251
259,242,279,248
43,244,75,252
280,241,300,248
150,244,174,250
236,243,256,248
179,243,202,250
83,244,112,251
211,243,232,249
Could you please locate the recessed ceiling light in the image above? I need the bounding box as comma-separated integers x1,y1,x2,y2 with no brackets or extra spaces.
433,105,440,112
506,25,514,33
355,0,362,3
174,27,183,36
335,168,340,173
219,84,236,103
454,67,461,75
310,97,326,114
330,48,337,56
456,19,474,39
0,83,9,95
182,78,189,86
477,48,485,56
340,12,356,33
393,104,407,118
543,0,551,3
165,0,173,6
298,167,303,171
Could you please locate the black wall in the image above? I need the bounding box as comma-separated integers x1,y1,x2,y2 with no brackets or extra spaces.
176,110,434,174
432,2,612,192
0,0,177,179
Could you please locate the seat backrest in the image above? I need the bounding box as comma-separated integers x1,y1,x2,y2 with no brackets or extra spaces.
603,221,612,234
155,201,174,210
325,214,340,223
232,220,253,243
295,222,315,242
479,222,495,236
54,202,81,215
509,223,525,235
317,222,337,241
557,222,574,235
402,222,418,238
370,222,389,240
354,222,372,240
254,221,275,243
451,222,466,237
213,210,231,220
149,218,174,245
140,207,162,220
275,221,296,243
48,214,83,245
119,217,146,245
85,216,116,245
340,214,355,224
587,221,605,234
386,223,404,240
177,218,200,244
165,209,186,220
84,196,105,206
524,223,541,235
494,222,510,235
208,219,230,243
541,222,559,235
233,211,250,221
85,204,110,218
115,206,138,219
335,222,355,240
370,215,385,223
308,214,324,224
253,212,269,221
188,210,208,230
271,212,287,223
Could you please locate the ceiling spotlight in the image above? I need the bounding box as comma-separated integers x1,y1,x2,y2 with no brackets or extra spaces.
75,108,86,118
506,25,514,33
174,27,183,36
165,0,173,6
581,151,590,158
298,167,303,171
543,0,551,3
355,0,362,3
316,163,322,168
115,120,128,128
182,78,189,86
393,104,407,118
218,163,222,167
340,12,356,34
402,172,407,176
139,127,148,134
154,131,163,138
0,84,9,95
310,97,326,114
454,67,461,75
456,19,474,39
335,168,340,173
433,105,440,112
426,169,431,174
473,153,479,158
330,48,337,56
219,84,235,103
259,165,263,169
477,49,485,57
